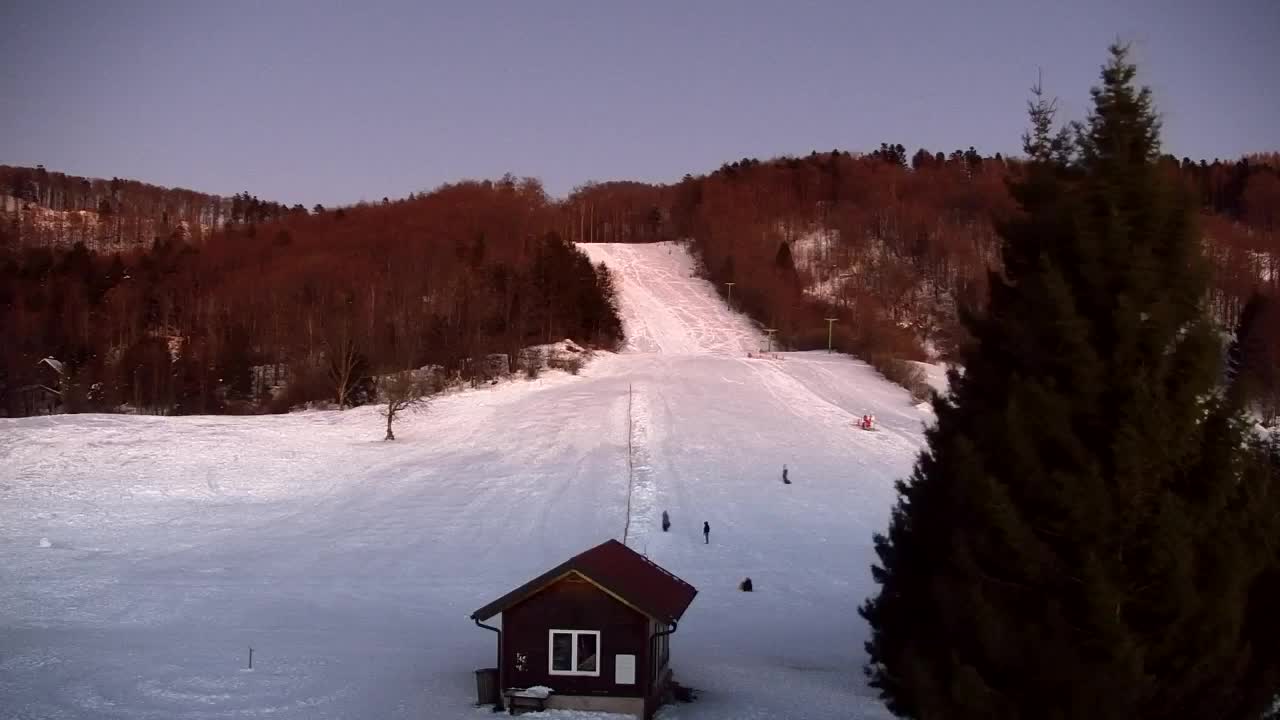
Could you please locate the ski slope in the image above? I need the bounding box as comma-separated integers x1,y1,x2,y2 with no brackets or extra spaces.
0,241,935,719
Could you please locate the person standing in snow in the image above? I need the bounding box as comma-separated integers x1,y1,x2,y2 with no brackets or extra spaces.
703,521,710,544
782,465,790,484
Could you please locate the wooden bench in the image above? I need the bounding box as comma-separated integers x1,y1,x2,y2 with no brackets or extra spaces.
503,689,551,715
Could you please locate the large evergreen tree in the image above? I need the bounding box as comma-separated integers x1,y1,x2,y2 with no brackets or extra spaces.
859,45,1280,720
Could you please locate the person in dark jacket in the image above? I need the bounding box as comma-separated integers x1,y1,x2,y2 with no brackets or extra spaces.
782,465,790,484
703,521,710,544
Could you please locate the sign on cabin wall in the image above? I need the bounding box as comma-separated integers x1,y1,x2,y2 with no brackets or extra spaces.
615,654,636,685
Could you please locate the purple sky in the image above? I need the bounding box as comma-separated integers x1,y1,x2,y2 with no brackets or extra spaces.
1,1,1276,207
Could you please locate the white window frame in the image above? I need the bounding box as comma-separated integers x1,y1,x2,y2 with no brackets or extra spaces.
548,629,602,677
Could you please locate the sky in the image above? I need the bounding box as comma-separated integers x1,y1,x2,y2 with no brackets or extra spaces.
1,1,1276,207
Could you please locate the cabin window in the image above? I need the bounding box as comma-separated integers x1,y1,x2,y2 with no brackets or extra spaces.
548,629,600,676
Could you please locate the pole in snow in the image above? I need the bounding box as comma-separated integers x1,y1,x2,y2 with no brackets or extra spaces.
824,318,838,353
725,282,735,308
248,647,253,669
764,329,778,354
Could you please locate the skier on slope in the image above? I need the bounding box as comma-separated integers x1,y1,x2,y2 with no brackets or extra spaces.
782,465,790,484
703,521,710,544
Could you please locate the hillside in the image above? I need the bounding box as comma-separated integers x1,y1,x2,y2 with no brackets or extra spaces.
0,177,620,417
0,165,298,251
565,152,1280,368
0,241,935,719
6,153,1275,420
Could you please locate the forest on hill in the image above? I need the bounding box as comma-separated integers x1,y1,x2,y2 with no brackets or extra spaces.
561,149,1280,409
1,176,621,416
564,149,1279,355
0,164,302,250
2,149,1277,418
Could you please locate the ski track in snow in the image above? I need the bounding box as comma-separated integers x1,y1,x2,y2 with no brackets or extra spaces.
1,241,933,719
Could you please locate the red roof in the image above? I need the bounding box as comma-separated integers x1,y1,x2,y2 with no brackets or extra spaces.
471,539,697,625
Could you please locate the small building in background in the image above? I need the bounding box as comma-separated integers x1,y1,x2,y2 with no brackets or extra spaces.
14,383,60,415
11,357,66,416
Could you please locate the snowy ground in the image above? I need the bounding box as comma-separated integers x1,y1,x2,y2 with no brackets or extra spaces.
1,241,934,719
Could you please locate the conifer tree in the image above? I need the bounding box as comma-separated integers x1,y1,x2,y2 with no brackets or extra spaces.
859,45,1280,720
1227,291,1280,422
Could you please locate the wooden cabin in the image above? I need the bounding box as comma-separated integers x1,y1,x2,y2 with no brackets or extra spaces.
471,539,697,718
14,384,60,416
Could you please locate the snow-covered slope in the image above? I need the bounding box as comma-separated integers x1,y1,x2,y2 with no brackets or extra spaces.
0,241,932,719
580,242,761,355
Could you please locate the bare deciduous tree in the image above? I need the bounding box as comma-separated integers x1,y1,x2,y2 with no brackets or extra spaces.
380,371,432,441
325,318,361,409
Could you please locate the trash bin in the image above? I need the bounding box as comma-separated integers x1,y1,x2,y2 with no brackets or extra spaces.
475,667,499,706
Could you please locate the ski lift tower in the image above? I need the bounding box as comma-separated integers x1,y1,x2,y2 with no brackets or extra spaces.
763,328,778,355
